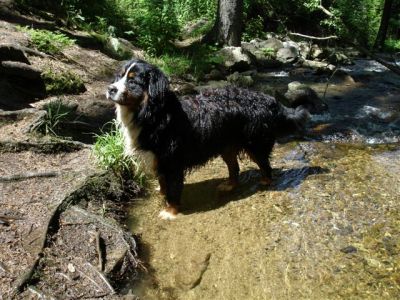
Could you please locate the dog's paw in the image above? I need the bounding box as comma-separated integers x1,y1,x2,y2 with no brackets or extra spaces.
260,177,273,186
217,180,237,192
159,206,178,220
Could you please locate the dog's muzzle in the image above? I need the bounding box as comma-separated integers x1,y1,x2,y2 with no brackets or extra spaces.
106,84,118,100
106,83,126,103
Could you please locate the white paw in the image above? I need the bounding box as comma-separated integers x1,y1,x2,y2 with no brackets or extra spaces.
159,209,177,220
217,181,236,192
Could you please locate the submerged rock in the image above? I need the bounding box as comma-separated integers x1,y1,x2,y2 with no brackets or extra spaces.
227,71,254,87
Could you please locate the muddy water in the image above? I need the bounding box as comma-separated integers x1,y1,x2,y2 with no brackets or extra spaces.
127,61,400,299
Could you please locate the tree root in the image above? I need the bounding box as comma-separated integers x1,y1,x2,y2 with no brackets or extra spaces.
0,171,59,182
0,140,89,153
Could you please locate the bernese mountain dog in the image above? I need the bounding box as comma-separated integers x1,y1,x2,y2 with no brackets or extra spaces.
106,59,313,220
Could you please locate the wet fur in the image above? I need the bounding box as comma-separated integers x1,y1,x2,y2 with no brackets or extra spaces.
111,60,310,216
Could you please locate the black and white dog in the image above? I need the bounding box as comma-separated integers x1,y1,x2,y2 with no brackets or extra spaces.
106,59,315,220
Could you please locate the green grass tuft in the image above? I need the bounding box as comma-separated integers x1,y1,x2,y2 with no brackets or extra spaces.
35,99,74,136
19,26,75,55
93,120,147,186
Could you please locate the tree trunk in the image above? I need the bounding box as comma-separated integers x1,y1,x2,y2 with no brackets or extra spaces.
373,0,394,50
204,0,244,46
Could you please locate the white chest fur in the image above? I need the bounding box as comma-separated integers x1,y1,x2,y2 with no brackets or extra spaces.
116,105,156,175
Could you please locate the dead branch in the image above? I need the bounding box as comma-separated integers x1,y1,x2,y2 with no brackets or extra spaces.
77,269,103,293
20,46,49,58
0,171,59,182
85,262,115,295
0,217,10,226
289,32,338,40
318,0,334,17
0,261,9,273
95,231,105,272
0,140,89,153
28,286,56,300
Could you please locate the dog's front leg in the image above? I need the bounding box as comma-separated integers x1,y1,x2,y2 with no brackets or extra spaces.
158,170,184,220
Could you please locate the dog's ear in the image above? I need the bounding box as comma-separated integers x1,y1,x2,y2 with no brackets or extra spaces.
148,67,169,100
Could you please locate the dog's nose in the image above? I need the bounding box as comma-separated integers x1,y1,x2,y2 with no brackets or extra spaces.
108,85,118,96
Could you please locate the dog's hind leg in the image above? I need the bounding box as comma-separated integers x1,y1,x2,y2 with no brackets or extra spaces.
217,149,240,192
246,142,274,186
159,170,184,220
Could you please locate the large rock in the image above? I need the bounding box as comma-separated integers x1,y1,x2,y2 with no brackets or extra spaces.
0,45,46,109
276,46,299,64
218,46,253,71
251,37,284,51
241,42,281,68
283,81,328,114
310,44,325,60
227,71,254,87
0,43,30,64
100,35,144,60
298,41,311,59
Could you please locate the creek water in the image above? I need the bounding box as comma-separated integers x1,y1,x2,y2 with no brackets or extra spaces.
127,60,400,299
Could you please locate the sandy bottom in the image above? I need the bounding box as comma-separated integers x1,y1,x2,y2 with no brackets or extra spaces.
127,142,400,299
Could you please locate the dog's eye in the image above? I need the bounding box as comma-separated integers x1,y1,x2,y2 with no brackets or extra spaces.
128,72,136,79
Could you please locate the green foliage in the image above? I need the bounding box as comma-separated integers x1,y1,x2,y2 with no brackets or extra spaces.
19,27,75,55
93,120,147,185
385,39,400,52
261,47,275,58
35,100,74,136
42,69,85,95
242,15,265,42
147,45,223,78
132,0,180,55
170,0,217,25
303,0,382,47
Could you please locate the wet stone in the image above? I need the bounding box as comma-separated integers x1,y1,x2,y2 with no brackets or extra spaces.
340,245,358,254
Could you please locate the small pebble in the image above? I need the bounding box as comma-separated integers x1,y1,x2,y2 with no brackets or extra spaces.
340,245,357,254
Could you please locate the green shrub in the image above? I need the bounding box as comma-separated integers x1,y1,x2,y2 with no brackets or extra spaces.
242,15,265,42
42,69,86,95
385,39,400,52
171,0,217,25
19,27,75,55
93,121,147,186
147,45,223,79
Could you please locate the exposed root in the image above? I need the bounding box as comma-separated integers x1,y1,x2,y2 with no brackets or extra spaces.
0,171,59,182
0,140,89,153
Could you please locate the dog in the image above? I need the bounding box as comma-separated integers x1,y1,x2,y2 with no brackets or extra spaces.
106,59,315,220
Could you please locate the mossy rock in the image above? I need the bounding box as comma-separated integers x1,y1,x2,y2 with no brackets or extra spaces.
42,69,86,95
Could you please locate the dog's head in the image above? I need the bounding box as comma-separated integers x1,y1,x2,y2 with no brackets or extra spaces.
106,59,169,107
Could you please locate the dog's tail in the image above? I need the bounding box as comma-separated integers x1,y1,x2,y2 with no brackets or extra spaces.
278,105,310,136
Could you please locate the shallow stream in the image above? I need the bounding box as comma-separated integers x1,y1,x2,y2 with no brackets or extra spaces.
127,60,400,299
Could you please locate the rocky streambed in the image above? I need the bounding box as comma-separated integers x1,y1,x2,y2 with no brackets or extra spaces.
127,61,400,299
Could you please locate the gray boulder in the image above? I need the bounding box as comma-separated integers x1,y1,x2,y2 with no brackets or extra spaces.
218,46,253,71
103,36,145,60
276,46,299,64
241,42,281,68
251,37,284,51
227,71,254,87
283,81,328,114
298,42,311,59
